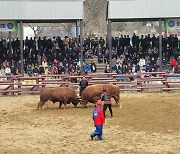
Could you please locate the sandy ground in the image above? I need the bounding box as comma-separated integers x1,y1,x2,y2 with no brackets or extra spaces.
0,92,180,154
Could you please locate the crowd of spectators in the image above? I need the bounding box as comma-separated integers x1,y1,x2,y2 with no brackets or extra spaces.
0,36,97,78
96,34,180,74
0,33,180,79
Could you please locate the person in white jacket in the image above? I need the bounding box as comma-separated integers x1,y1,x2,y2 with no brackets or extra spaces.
139,58,146,70
5,65,11,80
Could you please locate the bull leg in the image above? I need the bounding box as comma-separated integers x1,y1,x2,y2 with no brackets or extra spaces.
81,101,88,108
93,97,99,105
37,101,41,110
113,96,122,108
63,101,67,110
84,102,88,108
59,102,63,109
38,101,46,111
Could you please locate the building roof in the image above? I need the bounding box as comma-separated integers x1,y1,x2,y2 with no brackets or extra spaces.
107,0,180,21
0,0,84,22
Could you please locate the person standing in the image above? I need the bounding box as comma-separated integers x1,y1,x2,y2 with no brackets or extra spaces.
101,89,113,117
90,100,105,141
5,65,11,80
79,76,88,96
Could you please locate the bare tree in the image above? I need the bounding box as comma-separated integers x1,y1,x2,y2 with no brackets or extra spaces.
84,0,107,37
28,24,45,38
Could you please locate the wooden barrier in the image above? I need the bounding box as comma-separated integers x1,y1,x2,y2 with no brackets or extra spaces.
136,72,168,92
162,74,180,91
41,74,79,87
17,76,45,94
0,72,180,95
111,74,139,91
88,73,117,76
0,75,22,96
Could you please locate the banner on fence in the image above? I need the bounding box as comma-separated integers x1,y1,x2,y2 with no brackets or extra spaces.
164,19,180,30
0,21,18,32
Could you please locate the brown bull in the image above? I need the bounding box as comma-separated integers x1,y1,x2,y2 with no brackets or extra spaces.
81,84,122,108
38,87,79,110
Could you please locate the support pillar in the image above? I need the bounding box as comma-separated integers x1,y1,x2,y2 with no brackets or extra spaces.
107,20,112,73
76,20,79,46
9,31,12,52
165,29,168,39
20,21,24,75
159,19,163,72
80,20,84,75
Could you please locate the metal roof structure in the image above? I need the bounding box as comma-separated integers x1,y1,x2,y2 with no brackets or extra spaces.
108,0,180,21
0,0,84,22
107,0,180,72
0,0,85,75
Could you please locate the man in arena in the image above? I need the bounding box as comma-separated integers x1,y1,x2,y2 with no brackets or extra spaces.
90,100,105,141
79,76,88,96
101,89,113,118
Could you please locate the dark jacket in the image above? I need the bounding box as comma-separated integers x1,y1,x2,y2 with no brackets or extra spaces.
101,92,111,104
79,80,88,89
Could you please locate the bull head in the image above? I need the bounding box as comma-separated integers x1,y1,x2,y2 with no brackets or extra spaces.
72,97,82,107
77,97,87,108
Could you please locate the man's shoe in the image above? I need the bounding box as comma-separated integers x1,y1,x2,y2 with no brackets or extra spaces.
98,138,103,141
90,135,93,140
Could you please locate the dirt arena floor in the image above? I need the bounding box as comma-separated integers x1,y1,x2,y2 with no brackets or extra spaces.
0,92,180,154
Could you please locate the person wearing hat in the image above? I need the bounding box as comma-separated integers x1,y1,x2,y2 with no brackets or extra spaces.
90,100,105,141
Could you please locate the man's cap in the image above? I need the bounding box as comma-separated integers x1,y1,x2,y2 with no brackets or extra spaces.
96,100,102,106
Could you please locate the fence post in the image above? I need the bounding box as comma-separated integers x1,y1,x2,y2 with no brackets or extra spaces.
10,77,14,96
36,76,39,91
137,71,143,92
17,77,22,95
41,75,45,88
162,73,169,89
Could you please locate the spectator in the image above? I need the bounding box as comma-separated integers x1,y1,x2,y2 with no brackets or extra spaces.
114,62,121,74
58,62,65,74
139,57,146,70
79,76,88,96
11,65,17,75
170,57,177,73
99,37,105,48
104,64,110,73
33,65,39,76
17,60,21,74
90,61,96,73
0,66,5,76
4,65,11,80
39,65,45,74
52,65,58,75
70,69,78,83
5,65,11,75
26,65,34,77
84,64,91,74
42,60,48,69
